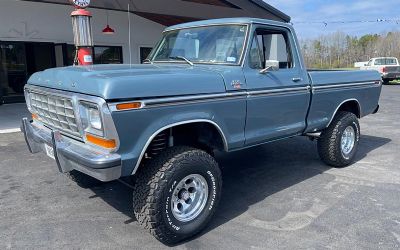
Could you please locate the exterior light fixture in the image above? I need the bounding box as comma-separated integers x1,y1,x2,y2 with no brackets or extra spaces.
102,11,115,35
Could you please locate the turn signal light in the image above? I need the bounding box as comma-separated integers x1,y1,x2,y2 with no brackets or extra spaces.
86,134,116,149
32,113,38,120
116,102,142,110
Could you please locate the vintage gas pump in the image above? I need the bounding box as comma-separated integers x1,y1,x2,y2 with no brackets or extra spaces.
70,0,93,65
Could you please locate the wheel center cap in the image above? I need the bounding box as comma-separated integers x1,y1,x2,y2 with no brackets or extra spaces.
180,190,190,201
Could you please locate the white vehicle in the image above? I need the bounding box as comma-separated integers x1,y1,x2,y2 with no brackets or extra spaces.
354,61,368,68
361,57,400,84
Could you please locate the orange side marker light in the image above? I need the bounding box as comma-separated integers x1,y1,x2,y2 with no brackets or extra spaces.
86,134,116,149
116,102,142,111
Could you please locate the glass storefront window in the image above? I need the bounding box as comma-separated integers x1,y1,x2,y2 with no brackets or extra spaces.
93,46,123,64
0,42,123,103
0,42,27,99
140,47,153,63
63,45,123,65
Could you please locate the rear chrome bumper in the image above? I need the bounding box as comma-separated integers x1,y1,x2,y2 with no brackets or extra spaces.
21,118,122,182
382,73,400,79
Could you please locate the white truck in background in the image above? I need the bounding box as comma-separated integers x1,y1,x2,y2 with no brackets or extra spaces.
361,57,400,84
354,61,368,68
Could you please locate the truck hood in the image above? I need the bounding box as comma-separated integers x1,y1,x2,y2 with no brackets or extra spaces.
27,64,227,100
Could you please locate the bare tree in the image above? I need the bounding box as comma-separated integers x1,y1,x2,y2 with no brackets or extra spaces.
299,31,400,69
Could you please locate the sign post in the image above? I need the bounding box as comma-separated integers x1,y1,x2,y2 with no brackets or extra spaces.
70,0,93,65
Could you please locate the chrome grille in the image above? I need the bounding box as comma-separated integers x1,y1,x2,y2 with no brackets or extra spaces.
29,91,81,138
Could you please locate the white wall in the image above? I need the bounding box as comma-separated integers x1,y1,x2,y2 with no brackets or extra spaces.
0,0,166,63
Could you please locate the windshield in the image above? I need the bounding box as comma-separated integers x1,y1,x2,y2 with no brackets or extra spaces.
150,25,248,65
375,58,398,65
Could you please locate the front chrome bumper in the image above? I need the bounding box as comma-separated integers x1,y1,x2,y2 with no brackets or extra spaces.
21,118,122,182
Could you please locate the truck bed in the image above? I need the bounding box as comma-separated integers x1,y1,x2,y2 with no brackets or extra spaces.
304,69,382,133
307,69,380,86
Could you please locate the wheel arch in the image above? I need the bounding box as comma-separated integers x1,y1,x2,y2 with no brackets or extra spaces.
131,119,228,175
327,99,361,127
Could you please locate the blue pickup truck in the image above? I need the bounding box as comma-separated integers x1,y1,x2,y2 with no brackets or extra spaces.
21,18,382,244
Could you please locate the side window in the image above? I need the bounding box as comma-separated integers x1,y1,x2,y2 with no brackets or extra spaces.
249,29,293,69
375,59,383,66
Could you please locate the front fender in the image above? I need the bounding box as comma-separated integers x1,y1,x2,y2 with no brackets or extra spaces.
111,108,233,176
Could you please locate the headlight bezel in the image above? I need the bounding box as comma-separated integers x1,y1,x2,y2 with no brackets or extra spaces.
75,98,120,152
79,101,104,137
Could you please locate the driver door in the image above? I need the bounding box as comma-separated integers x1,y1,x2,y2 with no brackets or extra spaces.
243,26,311,145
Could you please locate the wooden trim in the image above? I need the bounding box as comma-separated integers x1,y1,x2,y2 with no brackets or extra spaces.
181,0,241,9
132,11,201,26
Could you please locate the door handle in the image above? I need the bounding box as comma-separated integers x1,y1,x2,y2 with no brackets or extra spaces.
292,77,303,82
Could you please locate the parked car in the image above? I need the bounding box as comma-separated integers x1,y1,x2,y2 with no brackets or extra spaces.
361,57,400,84
21,18,382,245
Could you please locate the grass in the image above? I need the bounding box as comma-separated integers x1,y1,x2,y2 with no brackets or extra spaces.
387,80,400,85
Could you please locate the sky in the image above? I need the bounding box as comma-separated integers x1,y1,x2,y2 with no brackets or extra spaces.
265,0,400,39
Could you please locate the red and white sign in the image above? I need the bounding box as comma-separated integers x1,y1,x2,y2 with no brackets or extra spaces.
70,0,90,8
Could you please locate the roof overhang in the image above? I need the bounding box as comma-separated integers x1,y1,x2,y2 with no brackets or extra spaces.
20,0,290,26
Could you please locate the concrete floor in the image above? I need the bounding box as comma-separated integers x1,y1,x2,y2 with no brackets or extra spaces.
0,103,30,133
0,85,399,249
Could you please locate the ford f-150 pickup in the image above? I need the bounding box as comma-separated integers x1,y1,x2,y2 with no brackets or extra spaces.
361,57,400,84
21,18,382,244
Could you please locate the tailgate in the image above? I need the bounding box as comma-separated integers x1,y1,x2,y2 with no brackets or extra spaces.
385,66,400,73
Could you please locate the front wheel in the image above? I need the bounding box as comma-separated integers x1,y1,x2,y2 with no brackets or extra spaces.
132,146,222,245
318,111,360,167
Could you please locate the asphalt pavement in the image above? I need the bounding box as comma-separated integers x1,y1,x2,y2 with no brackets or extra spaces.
0,85,399,249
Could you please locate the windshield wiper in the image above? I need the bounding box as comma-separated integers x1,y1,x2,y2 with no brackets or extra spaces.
169,56,194,66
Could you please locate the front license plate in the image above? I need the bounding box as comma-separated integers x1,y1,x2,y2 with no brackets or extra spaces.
45,144,55,160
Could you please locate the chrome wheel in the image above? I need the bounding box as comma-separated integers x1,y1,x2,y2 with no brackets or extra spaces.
171,174,209,222
341,126,355,158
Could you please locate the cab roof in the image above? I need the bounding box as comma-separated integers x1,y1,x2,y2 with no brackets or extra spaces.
164,17,293,32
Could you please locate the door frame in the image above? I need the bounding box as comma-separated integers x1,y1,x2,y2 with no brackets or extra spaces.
54,43,70,67
25,41,56,77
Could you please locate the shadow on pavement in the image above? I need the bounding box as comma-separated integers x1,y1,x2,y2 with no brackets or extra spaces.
88,134,391,240
203,134,390,235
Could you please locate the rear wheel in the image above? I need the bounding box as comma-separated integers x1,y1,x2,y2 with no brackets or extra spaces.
382,79,390,85
132,146,222,245
318,111,360,167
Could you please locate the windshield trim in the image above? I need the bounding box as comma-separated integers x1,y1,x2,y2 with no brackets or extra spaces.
151,23,251,66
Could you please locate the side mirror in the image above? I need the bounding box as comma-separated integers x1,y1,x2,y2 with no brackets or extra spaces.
260,60,280,74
